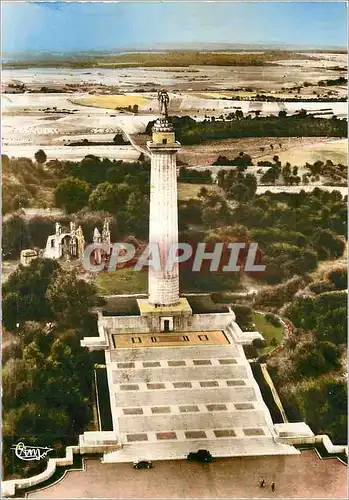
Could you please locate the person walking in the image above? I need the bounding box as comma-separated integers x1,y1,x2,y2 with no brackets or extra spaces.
259,477,266,488
271,482,275,492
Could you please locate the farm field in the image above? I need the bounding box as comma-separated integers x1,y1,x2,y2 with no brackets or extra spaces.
257,138,347,165
178,136,335,166
71,94,149,109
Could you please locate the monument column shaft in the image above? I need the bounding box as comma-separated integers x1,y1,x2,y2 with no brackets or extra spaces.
148,145,180,306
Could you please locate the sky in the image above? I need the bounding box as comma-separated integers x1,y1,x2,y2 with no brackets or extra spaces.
2,1,348,54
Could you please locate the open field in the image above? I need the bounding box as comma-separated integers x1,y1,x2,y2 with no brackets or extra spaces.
178,137,337,166
72,94,149,109
257,138,347,166
2,92,156,159
2,59,347,164
177,182,223,200
2,55,347,94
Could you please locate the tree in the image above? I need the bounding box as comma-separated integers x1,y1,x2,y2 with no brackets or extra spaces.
231,152,253,168
2,258,60,330
46,270,99,327
113,133,126,145
89,182,131,214
327,268,347,290
297,109,307,118
260,166,279,185
54,177,90,213
2,215,31,259
27,217,56,249
282,163,291,185
179,200,202,225
295,341,339,378
125,191,149,238
2,293,25,331
34,149,47,165
315,307,347,344
302,174,309,185
312,229,345,260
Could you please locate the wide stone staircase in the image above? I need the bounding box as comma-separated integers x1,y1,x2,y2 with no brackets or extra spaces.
103,343,297,462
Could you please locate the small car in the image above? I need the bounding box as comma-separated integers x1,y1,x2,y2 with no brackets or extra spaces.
133,460,153,469
187,450,213,463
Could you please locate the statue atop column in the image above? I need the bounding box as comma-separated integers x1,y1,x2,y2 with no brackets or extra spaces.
158,89,170,118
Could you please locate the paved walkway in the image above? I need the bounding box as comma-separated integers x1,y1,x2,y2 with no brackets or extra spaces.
27,450,347,498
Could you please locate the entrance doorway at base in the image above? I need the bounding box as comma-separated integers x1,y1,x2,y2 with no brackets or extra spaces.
160,317,173,332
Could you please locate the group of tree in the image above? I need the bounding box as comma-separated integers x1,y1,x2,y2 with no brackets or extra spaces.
50,155,150,237
318,76,347,86
212,151,253,168
2,258,100,331
217,169,257,203
267,285,347,444
285,290,347,345
145,114,347,145
2,258,101,478
178,187,346,285
178,167,212,184
2,154,57,214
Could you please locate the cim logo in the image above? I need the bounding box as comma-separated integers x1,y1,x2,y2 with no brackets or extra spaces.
11,442,53,461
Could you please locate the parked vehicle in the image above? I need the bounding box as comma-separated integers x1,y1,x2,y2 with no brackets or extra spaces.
133,460,153,469
187,450,213,463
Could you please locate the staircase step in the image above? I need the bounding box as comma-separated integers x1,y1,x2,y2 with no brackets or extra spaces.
109,344,239,362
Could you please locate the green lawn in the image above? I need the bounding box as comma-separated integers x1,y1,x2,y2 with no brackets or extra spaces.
178,182,223,201
252,311,284,355
95,267,147,295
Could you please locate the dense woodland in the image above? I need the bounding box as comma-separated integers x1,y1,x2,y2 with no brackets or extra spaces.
268,276,347,444
3,50,306,69
2,259,100,479
145,113,347,145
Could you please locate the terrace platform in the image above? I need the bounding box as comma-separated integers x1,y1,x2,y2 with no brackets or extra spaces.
26,451,347,499
111,330,229,348
137,297,192,317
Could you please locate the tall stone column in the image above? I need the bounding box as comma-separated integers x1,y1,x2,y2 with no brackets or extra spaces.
147,119,181,306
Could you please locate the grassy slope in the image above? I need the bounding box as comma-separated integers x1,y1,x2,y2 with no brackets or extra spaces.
252,311,284,355
177,182,223,200
95,267,147,295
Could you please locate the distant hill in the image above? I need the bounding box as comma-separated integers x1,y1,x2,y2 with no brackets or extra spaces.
3,43,347,63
